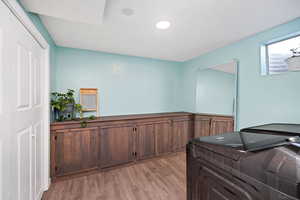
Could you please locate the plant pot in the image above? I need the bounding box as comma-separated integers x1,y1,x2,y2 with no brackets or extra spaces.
65,103,74,113
54,103,75,121
62,103,75,120
286,56,300,71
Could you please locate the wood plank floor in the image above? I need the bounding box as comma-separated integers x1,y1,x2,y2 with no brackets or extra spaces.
43,152,186,200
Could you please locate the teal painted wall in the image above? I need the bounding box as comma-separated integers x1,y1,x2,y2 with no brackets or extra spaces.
181,17,300,129
19,0,300,125
54,47,182,116
196,69,235,115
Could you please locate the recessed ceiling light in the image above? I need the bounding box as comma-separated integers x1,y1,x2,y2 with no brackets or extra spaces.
156,21,171,30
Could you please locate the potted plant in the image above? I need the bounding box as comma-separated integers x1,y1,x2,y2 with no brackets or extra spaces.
286,47,300,71
74,103,83,119
51,89,82,121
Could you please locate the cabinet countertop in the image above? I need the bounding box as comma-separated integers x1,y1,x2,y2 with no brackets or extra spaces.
51,112,194,126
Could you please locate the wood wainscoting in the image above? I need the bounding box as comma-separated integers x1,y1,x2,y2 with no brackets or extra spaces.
50,112,234,181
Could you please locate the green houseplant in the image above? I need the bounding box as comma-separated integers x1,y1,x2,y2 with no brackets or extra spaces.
74,103,83,119
51,89,82,121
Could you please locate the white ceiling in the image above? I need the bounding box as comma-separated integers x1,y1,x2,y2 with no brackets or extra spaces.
21,0,300,62
20,0,107,24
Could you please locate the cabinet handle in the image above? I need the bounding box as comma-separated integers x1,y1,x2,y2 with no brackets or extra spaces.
132,152,137,157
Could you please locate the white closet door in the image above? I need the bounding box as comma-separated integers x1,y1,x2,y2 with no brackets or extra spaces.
0,1,46,200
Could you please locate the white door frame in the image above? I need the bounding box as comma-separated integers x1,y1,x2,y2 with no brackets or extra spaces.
1,0,51,191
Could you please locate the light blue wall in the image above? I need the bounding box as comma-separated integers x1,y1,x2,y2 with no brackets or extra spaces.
181,17,300,129
20,0,300,126
54,47,182,116
19,0,183,117
196,69,235,115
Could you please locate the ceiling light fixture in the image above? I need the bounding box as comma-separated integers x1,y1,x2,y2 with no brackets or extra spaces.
156,21,171,30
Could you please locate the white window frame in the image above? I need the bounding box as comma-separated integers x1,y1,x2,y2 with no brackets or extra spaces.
261,31,300,76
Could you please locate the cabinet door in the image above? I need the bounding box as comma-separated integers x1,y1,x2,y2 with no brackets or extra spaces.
194,116,211,138
172,120,191,152
136,124,156,160
155,122,172,155
210,117,234,136
51,127,99,177
100,125,134,168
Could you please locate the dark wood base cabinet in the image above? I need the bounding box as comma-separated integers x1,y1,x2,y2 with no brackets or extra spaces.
51,127,100,177
100,125,135,168
50,112,234,180
136,124,156,160
194,114,234,137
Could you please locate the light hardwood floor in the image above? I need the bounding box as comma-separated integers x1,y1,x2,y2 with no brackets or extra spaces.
43,152,186,200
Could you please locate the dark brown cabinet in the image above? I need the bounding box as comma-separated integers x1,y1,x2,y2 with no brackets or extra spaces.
194,116,211,138
50,112,233,180
194,114,234,138
172,119,191,152
210,117,234,135
51,127,99,177
136,124,156,160
155,122,172,155
100,125,135,168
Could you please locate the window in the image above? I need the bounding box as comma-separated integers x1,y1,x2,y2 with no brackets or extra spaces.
262,34,300,75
